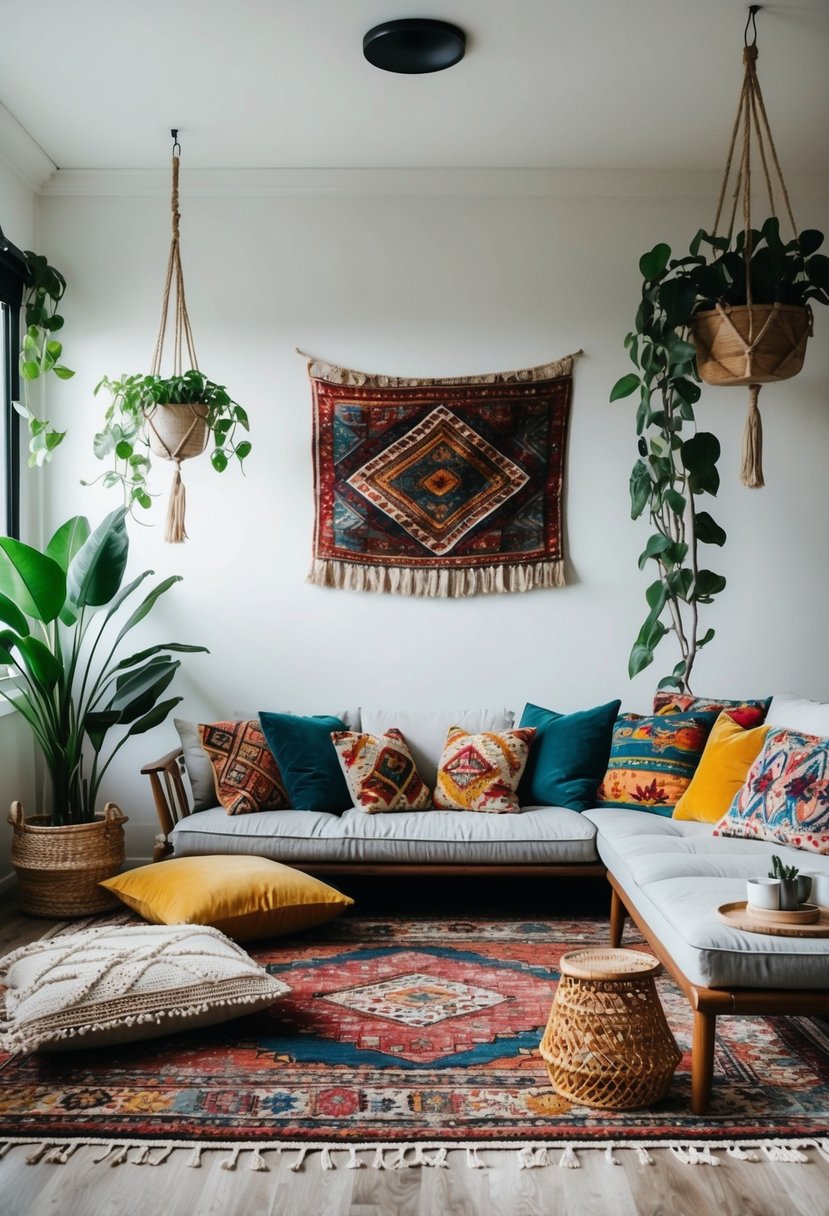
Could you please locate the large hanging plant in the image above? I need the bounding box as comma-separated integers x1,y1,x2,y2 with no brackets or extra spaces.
611,241,727,694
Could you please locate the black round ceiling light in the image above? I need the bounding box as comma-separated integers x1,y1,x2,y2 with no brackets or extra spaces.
363,18,466,74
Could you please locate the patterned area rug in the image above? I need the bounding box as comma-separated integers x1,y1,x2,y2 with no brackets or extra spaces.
306,354,574,597
2,915,828,1159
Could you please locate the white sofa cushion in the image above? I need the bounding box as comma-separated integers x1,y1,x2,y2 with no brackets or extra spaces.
359,708,514,790
766,693,829,735
170,803,599,866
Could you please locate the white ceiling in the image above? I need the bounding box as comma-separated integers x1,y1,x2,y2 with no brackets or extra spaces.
1,0,827,173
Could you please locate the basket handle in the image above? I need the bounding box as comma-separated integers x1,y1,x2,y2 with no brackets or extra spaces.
103,802,128,827
7,801,24,829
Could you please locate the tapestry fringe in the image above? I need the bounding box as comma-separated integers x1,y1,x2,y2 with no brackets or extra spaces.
307,558,566,598
298,349,582,388
4,1136,825,1171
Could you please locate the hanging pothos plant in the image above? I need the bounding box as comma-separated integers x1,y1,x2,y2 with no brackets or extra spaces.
15,251,74,466
611,241,727,695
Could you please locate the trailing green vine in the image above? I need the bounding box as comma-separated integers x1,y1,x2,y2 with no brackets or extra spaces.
16,251,74,467
611,241,727,694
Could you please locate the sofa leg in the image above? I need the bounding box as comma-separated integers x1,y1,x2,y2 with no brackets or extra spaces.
609,888,627,947
691,1009,716,1115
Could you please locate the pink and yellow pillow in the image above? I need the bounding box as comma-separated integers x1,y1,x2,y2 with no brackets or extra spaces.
714,727,829,854
198,720,290,816
672,712,769,823
433,726,536,814
331,728,430,812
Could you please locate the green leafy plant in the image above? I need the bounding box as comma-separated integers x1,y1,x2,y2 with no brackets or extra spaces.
769,854,799,882
611,219,827,692
0,507,207,824
15,251,75,467
89,370,251,511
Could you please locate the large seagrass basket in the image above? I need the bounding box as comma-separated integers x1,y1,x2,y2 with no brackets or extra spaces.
146,402,209,461
8,801,128,918
540,948,681,1110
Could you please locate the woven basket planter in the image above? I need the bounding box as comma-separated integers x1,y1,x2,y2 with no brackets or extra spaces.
539,948,681,1110
692,303,811,387
146,402,209,461
8,801,128,919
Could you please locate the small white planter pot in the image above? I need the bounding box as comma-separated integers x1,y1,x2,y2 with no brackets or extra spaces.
807,873,829,908
746,877,780,911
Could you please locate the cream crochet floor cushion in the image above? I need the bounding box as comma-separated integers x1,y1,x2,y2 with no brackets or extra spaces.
0,923,289,1053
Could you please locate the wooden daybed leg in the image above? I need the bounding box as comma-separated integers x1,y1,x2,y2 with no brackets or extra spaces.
609,887,627,948
691,1008,717,1115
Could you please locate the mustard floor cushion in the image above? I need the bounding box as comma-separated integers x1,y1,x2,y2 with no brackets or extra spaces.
101,855,353,942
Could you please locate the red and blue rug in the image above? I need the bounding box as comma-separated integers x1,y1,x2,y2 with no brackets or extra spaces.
1,915,828,1156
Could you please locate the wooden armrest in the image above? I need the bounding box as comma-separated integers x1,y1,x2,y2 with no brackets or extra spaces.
141,747,185,776
141,746,191,850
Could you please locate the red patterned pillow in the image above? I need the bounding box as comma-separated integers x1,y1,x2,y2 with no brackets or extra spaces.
433,726,536,814
653,693,770,729
331,728,430,812
198,720,291,816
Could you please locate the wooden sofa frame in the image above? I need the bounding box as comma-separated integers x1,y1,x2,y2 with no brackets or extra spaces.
610,876,829,1114
141,747,606,878
143,747,829,1115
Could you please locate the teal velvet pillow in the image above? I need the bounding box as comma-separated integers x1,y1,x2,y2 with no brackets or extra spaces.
258,712,350,813
518,699,622,811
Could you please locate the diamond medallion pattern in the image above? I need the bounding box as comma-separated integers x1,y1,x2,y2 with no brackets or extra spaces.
348,406,528,556
321,971,507,1028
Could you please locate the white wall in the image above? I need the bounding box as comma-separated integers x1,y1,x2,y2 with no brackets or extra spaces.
0,155,39,885
35,172,829,862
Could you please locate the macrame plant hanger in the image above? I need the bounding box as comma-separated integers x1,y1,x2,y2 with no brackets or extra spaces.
704,6,811,489
146,129,208,542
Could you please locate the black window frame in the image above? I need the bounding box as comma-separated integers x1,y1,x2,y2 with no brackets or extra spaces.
0,234,24,540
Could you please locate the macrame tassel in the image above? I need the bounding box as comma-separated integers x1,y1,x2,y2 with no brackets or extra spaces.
636,1146,654,1166
558,1145,580,1169
130,1145,150,1166
740,383,765,489
186,1145,203,1169
466,1147,486,1169
27,1143,55,1165
762,1143,809,1163
671,1145,720,1166
148,1145,174,1166
220,1147,241,1171
109,1145,130,1168
389,1146,410,1170
371,1146,387,1170
165,461,188,543
517,1146,549,1169
345,1147,364,1169
289,1147,309,1173
249,1148,269,1172
319,1147,336,1171
604,1145,621,1166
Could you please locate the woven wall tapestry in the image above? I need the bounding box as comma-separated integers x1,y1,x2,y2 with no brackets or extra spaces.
305,352,578,598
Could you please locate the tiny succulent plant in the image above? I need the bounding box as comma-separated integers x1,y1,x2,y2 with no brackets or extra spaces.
768,855,799,882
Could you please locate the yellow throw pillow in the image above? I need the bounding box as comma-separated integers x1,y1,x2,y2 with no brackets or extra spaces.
101,855,353,942
672,712,769,823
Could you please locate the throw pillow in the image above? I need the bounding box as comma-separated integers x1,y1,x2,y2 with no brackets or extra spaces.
766,693,829,736
0,923,288,1053
652,692,770,729
517,699,621,811
331,728,431,812
713,727,829,854
101,855,354,941
433,726,536,814
673,712,769,823
596,711,718,816
198,720,291,815
258,712,351,812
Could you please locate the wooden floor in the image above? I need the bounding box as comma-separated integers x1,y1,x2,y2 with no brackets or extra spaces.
2,882,829,1216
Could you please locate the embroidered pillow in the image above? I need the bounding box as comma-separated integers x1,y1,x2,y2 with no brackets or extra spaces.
433,726,536,814
653,693,770,729
198,720,290,816
673,712,769,823
332,728,430,812
596,711,718,816
713,727,829,854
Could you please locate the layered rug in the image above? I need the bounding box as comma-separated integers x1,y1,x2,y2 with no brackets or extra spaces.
2,915,829,1171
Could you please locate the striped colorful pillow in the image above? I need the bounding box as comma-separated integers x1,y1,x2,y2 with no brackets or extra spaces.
597,712,718,815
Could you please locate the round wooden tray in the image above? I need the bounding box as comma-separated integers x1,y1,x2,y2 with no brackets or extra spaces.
718,901,829,938
747,902,819,926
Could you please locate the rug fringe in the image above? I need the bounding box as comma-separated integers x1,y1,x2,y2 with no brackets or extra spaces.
299,350,581,389
8,1136,822,1170
307,557,566,598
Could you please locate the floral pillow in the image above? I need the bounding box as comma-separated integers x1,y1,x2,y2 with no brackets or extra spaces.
433,726,536,814
596,711,718,815
199,720,291,816
331,728,430,812
714,727,829,854
653,692,770,729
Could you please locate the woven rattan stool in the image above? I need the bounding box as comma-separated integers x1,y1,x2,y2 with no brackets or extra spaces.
539,948,681,1110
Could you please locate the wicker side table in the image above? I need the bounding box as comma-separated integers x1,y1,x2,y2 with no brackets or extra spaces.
539,947,681,1110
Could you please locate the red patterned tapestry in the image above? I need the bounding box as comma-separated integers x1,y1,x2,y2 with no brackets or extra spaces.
306,354,576,597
